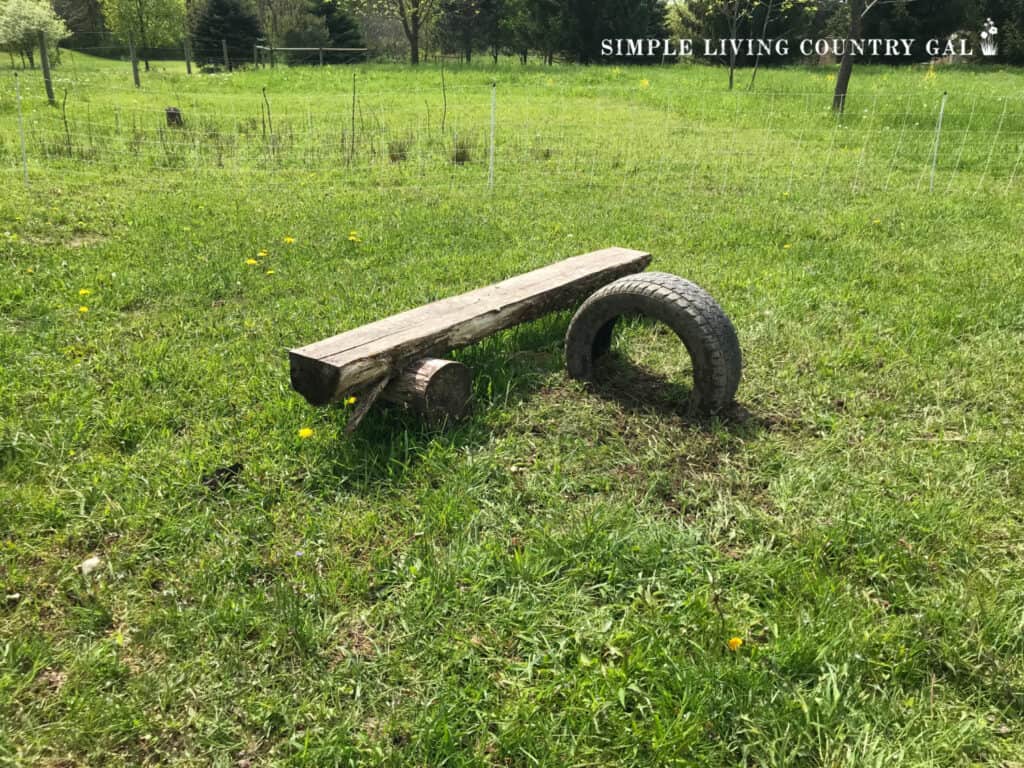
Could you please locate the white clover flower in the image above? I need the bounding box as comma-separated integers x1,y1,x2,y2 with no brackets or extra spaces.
981,31,988,39
79,555,102,575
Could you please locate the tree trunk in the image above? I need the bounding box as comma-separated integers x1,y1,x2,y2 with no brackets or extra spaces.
409,25,419,64
833,0,864,112
748,0,774,90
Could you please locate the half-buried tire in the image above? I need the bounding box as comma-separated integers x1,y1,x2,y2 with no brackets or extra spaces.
564,272,742,413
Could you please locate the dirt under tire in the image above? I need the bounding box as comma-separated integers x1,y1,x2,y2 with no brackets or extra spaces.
564,272,742,413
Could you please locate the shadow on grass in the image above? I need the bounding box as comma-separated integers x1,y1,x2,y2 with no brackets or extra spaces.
310,312,766,489
587,352,769,438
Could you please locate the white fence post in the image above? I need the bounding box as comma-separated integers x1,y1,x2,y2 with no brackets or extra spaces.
15,73,28,184
488,81,496,190
930,92,948,192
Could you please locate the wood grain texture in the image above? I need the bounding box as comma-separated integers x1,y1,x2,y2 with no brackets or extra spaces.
382,358,472,423
290,247,652,405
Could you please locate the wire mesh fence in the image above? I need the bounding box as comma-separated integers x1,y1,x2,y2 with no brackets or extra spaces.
3,65,1023,199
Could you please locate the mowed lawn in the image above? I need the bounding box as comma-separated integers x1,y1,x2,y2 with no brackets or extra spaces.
2,55,1024,766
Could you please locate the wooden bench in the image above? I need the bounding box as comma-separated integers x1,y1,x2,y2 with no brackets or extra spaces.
289,247,652,426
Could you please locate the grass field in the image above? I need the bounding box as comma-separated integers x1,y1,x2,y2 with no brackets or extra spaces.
2,54,1024,766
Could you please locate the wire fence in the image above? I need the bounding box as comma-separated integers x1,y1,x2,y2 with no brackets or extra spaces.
3,67,1023,199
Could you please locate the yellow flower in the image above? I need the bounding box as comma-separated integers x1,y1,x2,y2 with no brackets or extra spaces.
26,267,34,274
782,243,792,249
640,78,650,89
283,236,296,244
79,288,92,296
872,219,881,224
258,249,268,257
265,269,275,275
782,191,790,198
727,637,743,652
348,231,361,243
343,396,357,406
298,427,314,439
78,306,89,313
246,258,259,265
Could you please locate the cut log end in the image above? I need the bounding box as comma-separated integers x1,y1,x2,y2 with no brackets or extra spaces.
382,358,472,424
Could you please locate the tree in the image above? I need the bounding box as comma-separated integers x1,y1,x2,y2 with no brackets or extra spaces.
831,0,863,111
831,0,970,111
436,0,482,61
315,0,364,56
393,0,439,63
0,0,70,68
556,0,667,63
192,0,260,66
357,0,439,63
100,0,185,70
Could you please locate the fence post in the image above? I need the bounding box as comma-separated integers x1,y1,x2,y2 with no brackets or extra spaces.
319,47,324,67
15,73,29,184
488,81,496,190
929,91,948,193
222,39,229,69
38,31,55,105
185,37,192,75
129,40,140,87
254,43,258,67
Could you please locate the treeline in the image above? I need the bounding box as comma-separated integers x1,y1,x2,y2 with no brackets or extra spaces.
432,0,1024,66
3,0,1024,70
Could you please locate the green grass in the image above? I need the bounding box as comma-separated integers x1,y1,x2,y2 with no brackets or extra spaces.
2,53,1024,766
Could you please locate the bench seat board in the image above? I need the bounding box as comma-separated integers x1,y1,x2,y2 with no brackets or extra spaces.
290,246,652,405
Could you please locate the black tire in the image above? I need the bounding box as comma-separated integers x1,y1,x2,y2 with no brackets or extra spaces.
564,272,742,413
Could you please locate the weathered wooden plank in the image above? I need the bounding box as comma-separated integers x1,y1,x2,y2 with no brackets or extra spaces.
290,246,651,405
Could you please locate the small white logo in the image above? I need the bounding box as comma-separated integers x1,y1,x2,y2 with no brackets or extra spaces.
980,18,999,56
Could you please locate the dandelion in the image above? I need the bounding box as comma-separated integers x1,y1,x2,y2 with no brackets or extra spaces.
298,427,314,439
343,396,357,406
872,219,881,224
728,636,744,652
26,267,33,274
782,191,790,198
640,78,650,89
79,288,92,296
246,258,259,265
348,230,361,243
783,243,792,249
258,249,268,257
265,269,275,275
283,236,296,244
78,306,89,313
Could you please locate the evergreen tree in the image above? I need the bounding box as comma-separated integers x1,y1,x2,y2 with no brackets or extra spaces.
192,0,260,67
314,0,363,60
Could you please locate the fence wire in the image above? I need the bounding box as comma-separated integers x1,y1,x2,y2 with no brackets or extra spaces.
4,68,1023,199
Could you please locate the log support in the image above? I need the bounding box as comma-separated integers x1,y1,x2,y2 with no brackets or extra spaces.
381,358,472,424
